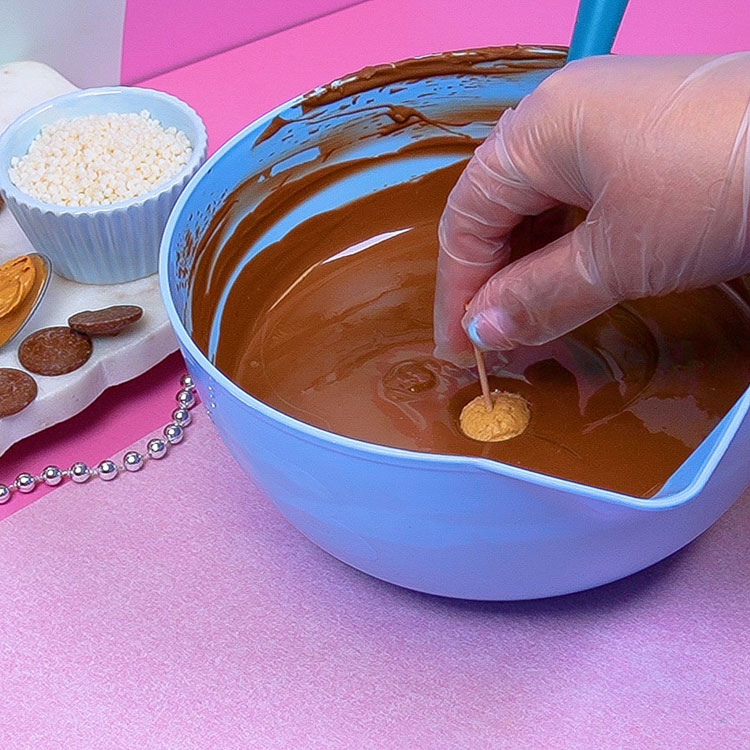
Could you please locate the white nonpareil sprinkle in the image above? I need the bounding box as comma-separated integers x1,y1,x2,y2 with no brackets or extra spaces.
8,109,192,207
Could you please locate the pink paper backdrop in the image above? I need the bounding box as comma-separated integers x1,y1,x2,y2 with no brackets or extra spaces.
120,0,367,83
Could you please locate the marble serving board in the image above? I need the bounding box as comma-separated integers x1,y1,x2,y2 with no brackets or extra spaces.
0,62,177,456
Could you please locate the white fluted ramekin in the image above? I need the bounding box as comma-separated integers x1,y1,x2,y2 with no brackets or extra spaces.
0,86,207,284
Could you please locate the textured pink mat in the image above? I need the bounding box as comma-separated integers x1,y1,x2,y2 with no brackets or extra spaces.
1,409,749,748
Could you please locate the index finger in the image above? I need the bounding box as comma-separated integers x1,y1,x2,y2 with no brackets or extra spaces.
433,111,558,364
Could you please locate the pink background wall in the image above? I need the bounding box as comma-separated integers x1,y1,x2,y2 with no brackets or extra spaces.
121,0,367,83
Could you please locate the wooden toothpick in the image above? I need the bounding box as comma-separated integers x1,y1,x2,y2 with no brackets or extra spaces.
472,343,493,412
465,302,493,412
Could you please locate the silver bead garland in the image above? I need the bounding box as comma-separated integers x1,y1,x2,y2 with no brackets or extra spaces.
98,460,118,481
176,389,196,410
163,423,184,444
147,438,168,459
123,451,144,472
42,465,64,486
172,408,191,427
0,374,197,504
70,462,92,483
16,473,36,493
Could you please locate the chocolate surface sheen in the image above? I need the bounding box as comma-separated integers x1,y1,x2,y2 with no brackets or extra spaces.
187,48,750,498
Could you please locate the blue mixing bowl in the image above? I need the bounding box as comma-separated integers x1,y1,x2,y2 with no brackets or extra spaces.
160,47,750,599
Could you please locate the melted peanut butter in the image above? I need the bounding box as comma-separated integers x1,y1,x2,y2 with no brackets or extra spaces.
0,255,35,318
0,254,47,349
186,48,750,497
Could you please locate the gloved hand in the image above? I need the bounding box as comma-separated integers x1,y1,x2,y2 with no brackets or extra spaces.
434,53,750,364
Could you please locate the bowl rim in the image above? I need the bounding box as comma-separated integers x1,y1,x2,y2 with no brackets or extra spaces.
0,85,208,215
158,46,750,512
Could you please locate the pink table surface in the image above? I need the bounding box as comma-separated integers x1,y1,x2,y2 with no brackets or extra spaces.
1,409,749,749
3,0,748,513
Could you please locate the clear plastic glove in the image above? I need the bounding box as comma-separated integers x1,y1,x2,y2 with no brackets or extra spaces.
434,53,750,364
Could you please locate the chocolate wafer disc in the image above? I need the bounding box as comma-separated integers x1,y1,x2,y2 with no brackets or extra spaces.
68,305,143,336
0,367,37,417
18,327,92,376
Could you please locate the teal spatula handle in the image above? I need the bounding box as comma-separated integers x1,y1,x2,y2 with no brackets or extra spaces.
568,0,630,61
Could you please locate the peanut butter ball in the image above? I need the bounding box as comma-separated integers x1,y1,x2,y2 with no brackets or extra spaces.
459,391,530,442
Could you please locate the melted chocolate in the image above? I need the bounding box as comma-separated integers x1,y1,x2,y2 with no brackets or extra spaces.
187,49,750,498
301,45,567,108
254,46,566,146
